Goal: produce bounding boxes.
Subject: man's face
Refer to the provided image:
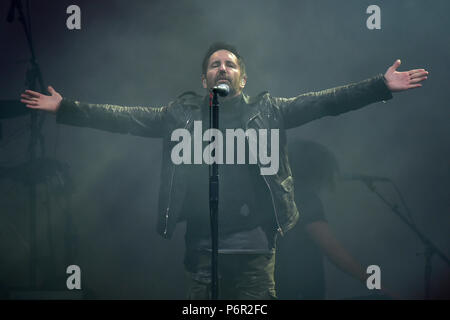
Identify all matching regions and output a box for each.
[202,50,247,98]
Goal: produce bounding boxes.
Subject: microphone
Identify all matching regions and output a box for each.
[212,83,230,97]
[339,173,390,183]
[6,0,18,23]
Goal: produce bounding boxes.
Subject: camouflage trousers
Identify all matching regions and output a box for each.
[185,252,277,300]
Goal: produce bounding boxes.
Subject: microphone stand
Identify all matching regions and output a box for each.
[360,180,450,299]
[209,91,219,300]
[8,0,48,289]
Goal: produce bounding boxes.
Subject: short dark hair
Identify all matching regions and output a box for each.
[201,42,246,77]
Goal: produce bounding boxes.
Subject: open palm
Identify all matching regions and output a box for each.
[20,86,63,113]
[384,59,428,92]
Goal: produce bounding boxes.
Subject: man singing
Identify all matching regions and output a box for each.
[20,42,428,299]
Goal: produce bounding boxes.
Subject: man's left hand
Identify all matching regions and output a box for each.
[384,59,428,92]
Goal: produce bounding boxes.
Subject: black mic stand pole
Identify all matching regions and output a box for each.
[209,91,219,300]
[361,180,450,299]
[8,0,47,288]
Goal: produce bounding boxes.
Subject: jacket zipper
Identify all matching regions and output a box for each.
[260,174,284,237]
[245,112,284,237]
[164,116,192,236]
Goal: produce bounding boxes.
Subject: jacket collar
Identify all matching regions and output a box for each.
[243,91,268,105]
[200,91,268,108]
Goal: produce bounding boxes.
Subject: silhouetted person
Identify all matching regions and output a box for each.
[276,139,368,299]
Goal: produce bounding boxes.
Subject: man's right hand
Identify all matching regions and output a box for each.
[20,86,63,113]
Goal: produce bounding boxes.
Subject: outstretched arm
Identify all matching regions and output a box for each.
[276,60,429,129]
[20,86,168,138]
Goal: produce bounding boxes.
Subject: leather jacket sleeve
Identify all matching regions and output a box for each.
[56,99,168,138]
[273,74,393,129]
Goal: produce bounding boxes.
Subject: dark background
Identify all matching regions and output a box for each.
[0,0,449,299]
